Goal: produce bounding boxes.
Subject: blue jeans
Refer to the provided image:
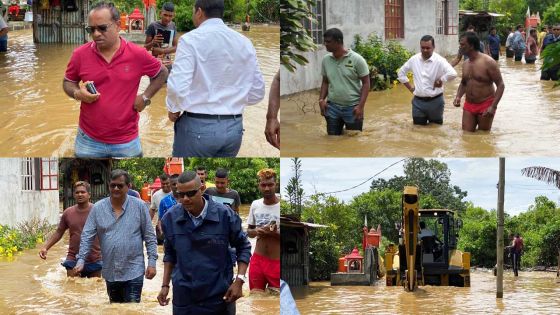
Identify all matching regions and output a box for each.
[61,259,103,277]
[325,101,363,135]
[75,128,142,157]
[173,113,243,157]
[0,37,7,52]
[105,274,144,303]
[514,49,524,61]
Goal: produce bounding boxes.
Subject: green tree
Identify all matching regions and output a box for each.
[250,0,279,22]
[460,0,488,11]
[488,0,529,42]
[224,0,247,23]
[307,227,340,280]
[527,0,557,21]
[349,189,402,243]
[186,158,279,203]
[457,204,497,267]
[302,194,358,280]
[371,158,468,213]
[537,219,560,267]
[112,158,166,191]
[507,196,560,267]
[156,0,196,31]
[284,158,304,217]
[280,0,317,71]
[105,0,144,15]
[543,2,560,26]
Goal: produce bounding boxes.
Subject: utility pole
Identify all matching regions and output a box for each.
[496,157,505,298]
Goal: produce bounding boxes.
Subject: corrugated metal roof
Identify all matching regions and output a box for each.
[281,216,328,228]
[459,10,504,17]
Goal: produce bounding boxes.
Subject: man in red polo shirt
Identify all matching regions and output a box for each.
[63,2,168,157]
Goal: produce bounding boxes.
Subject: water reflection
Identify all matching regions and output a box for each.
[290,270,560,314]
[0,205,278,314]
[281,56,560,157]
[0,26,279,157]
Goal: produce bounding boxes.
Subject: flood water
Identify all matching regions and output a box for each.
[290,270,560,314]
[0,25,279,157]
[0,205,279,314]
[281,56,560,157]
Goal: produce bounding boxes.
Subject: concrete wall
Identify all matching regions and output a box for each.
[281,0,459,95]
[402,0,459,58]
[0,159,59,227]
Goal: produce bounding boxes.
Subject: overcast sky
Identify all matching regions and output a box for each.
[280,158,560,216]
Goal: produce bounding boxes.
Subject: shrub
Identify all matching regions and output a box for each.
[353,34,413,91]
[0,218,55,258]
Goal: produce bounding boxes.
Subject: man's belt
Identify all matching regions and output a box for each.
[185,112,242,120]
[414,93,443,102]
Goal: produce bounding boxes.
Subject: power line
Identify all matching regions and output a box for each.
[320,158,406,195]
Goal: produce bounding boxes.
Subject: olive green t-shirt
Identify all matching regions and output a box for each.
[321,49,369,106]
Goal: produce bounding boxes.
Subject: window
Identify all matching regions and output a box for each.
[21,158,34,191]
[21,158,58,191]
[303,0,326,44]
[40,158,58,190]
[385,0,404,39]
[437,0,458,35]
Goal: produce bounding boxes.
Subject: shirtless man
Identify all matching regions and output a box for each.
[454,32,505,132]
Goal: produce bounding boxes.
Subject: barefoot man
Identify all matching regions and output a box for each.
[454,32,505,132]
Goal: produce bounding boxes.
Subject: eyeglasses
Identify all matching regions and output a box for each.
[85,23,114,34]
[109,183,125,190]
[177,188,199,199]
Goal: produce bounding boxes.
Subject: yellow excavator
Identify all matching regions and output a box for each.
[385,186,471,291]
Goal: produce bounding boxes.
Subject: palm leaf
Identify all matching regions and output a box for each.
[521,167,560,189]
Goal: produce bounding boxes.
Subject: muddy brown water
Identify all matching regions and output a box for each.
[281,57,560,157]
[0,25,279,157]
[290,270,560,314]
[0,205,279,314]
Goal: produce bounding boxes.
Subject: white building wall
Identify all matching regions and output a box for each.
[0,159,59,227]
[281,0,459,96]
[402,0,459,59]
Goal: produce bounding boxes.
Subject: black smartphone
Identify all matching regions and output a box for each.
[85,82,98,94]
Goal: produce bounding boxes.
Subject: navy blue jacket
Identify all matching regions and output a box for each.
[542,33,559,51]
[161,196,251,311]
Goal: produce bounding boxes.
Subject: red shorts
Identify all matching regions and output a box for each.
[249,253,280,290]
[463,96,495,115]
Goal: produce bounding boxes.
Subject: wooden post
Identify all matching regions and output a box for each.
[497,157,505,298]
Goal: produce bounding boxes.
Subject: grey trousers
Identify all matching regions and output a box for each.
[411,94,444,125]
[173,113,243,157]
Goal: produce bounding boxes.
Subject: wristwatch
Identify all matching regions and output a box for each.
[142,94,151,107]
[234,274,248,283]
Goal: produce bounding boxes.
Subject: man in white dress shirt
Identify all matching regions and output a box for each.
[397,35,457,125]
[166,0,265,157]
